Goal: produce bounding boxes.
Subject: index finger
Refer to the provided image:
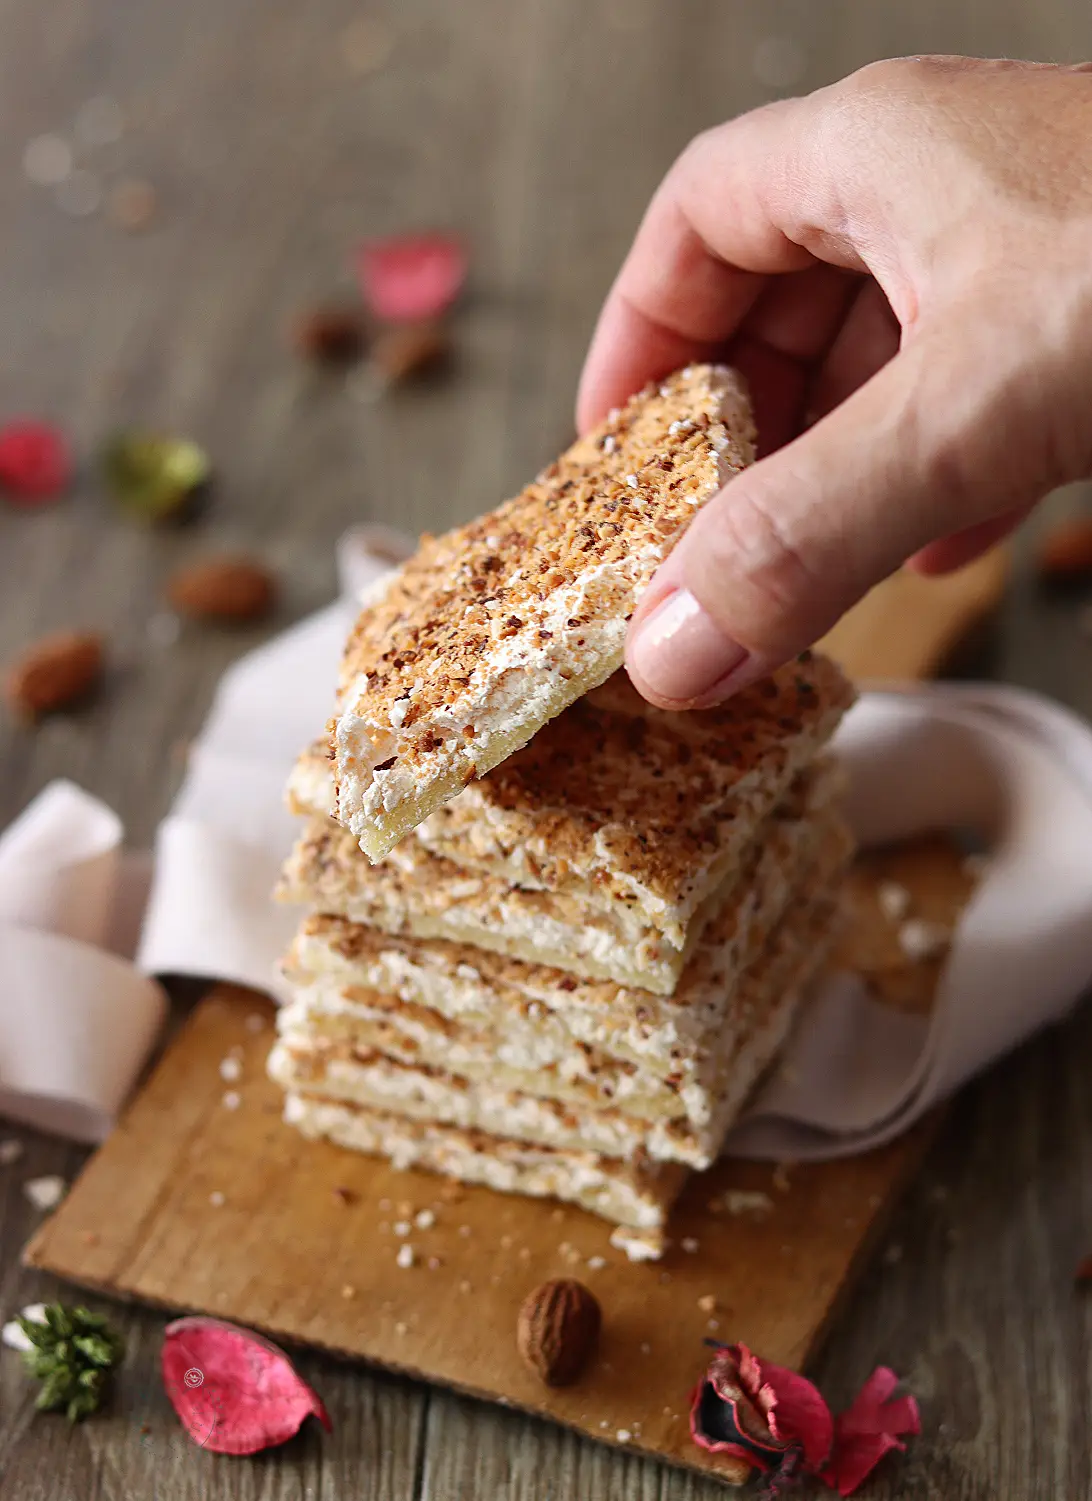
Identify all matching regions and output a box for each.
[575,92,863,431]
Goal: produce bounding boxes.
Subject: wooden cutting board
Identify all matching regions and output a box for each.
[24,553,1006,1485]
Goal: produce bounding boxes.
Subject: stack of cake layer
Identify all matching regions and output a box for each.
[269,365,856,1259]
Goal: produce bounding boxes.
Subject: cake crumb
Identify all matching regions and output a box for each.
[379,1197,392,1211]
[641,1342,651,1354]
[219,1056,242,1082]
[698,1294,717,1313]
[500,1233,513,1249]
[877,880,911,922]
[415,1209,435,1230]
[459,1279,472,1293]
[458,1224,472,1238]
[616,1428,632,1443]
[707,1319,720,1332]
[0,1140,24,1166]
[772,1161,793,1193]
[395,1321,407,1335]
[439,1183,463,1203]
[24,1175,66,1211]
[209,1190,225,1207]
[427,1256,442,1271]
[587,1255,607,1271]
[898,918,950,962]
[681,1236,700,1253]
[397,1200,413,1216]
[340,1284,355,1300]
[245,1012,266,1033]
[396,1244,415,1269]
[221,1090,241,1111]
[393,1220,411,1237]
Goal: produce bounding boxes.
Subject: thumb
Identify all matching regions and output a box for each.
[625,328,1053,707]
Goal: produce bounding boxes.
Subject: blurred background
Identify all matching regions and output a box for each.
[1,0,1091,845]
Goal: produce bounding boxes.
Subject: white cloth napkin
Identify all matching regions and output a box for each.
[5,526,1092,1158]
[0,782,166,1142]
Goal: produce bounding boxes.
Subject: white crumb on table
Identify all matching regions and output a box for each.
[23,1175,66,1211]
[414,1209,435,1230]
[221,1091,241,1110]
[209,1190,225,1207]
[219,1056,242,1082]
[396,1244,415,1269]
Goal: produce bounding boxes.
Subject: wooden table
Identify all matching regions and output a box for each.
[2,3,1092,1496]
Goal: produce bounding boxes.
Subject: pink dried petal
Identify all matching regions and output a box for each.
[736,1343,834,1471]
[356,234,466,322]
[0,421,70,502]
[820,1367,921,1496]
[161,1316,331,1455]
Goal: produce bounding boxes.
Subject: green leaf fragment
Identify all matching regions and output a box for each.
[101,431,211,523]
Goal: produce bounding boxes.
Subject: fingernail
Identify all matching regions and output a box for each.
[628,588,749,704]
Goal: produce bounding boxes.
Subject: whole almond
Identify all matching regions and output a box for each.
[517,1278,600,1387]
[168,556,276,623]
[292,305,368,366]
[372,321,451,383]
[1036,516,1092,583]
[4,630,103,721]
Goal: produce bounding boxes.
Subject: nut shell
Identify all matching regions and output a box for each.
[4,630,103,721]
[1036,516,1092,583]
[516,1278,600,1387]
[168,556,276,623]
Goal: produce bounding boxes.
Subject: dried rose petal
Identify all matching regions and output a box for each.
[690,1342,828,1484]
[161,1316,331,1455]
[820,1367,921,1497]
[356,234,466,322]
[738,1344,834,1471]
[0,421,70,502]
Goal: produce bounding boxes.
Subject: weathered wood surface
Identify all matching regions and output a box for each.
[2,2,1092,1498]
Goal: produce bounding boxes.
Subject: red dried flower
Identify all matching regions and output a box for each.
[691,1344,918,1496]
[819,1367,921,1497]
[356,233,466,322]
[161,1316,331,1455]
[0,420,70,502]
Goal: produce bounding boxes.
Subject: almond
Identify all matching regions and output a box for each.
[168,556,276,623]
[372,321,451,383]
[292,305,368,366]
[4,630,103,721]
[516,1278,600,1387]
[1036,515,1092,583]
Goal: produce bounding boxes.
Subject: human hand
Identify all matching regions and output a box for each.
[577,56,1092,707]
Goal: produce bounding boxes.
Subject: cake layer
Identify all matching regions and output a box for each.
[282,812,852,1075]
[282,1092,687,1247]
[277,803,851,1120]
[331,364,756,861]
[290,654,853,947]
[271,868,843,1168]
[278,761,845,996]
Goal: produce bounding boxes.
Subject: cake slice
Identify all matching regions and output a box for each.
[289,653,854,952]
[331,363,755,861]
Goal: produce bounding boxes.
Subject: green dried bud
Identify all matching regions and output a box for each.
[101,431,211,524]
[16,1303,124,1423]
